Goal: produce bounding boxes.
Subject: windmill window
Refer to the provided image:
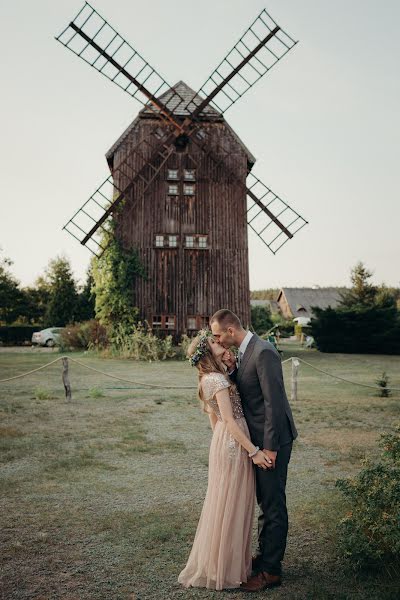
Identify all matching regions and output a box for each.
[187,316,197,330]
[183,184,195,196]
[184,169,196,181]
[155,235,164,247]
[196,129,206,140]
[152,315,162,329]
[167,169,178,180]
[185,236,194,248]
[168,235,178,247]
[165,315,176,330]
[198,236,207,248]
[168,184,179,195]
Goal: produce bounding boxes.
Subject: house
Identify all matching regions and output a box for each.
[277,287,342,320]
[250,299,280,315]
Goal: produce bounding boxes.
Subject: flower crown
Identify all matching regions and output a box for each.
[188,329,213,367]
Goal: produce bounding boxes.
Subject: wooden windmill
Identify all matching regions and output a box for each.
[56,3,307,337]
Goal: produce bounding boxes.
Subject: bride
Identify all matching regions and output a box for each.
[178,330,270,590]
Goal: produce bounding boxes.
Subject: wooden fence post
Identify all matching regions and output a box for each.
[62,357,72,401]
[291,358,300,402]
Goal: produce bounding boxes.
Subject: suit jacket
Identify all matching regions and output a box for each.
[231,334,298,451]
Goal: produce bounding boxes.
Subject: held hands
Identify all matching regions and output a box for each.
[263,449,277,469]
[252,450,273,470]
[222,349,236,371]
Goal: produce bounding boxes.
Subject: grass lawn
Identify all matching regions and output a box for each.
[1,344,399,599]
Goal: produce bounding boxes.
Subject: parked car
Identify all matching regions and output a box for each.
[31,328,64,347]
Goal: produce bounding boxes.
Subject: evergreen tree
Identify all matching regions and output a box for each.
[311,262,400,355]
[339,262,377,308]
[0,250,23,324]
[44,256,79,327]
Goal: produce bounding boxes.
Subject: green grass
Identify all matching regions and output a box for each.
[0,346,399,599]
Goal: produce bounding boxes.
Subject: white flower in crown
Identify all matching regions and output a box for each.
[188,329,213,367]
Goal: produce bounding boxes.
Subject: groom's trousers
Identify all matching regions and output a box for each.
[254,441,293,576]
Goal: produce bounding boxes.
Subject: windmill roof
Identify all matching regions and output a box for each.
[106,81,256,166]
[142,80,221,117]
[277,287,343,318]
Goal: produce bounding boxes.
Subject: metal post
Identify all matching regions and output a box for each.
[62,357,72,401]
[291,357,300,402]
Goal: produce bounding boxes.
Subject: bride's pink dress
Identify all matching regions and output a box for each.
[178,372,255,590]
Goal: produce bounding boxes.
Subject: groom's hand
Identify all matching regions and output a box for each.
[263,449,277,469]
[222,350,236,371]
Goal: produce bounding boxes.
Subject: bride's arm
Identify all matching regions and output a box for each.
[214,388,270,468]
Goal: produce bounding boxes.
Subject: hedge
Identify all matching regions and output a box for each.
[0,326,41,345]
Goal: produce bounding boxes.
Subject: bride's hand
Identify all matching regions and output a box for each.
[252,450,272,470]
[222,350,236,370]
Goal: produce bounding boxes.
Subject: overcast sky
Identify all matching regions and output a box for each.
[1,0,399,290]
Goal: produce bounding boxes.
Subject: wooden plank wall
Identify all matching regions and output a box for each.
[112,118,251,337]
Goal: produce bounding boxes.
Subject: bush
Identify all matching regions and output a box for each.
[60,320,108,350]
[250,305,273,335]
[0,325,41,345]
[107,322,176,361]
[311,305,400,354]
[178,334,192,360]
[335,424,400,570]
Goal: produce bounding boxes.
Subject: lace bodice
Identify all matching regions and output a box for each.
[201,372,245,421]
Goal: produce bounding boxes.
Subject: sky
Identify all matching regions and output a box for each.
[1,0,399,290]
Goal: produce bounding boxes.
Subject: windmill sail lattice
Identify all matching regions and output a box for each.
[56,2,186,128]
[57,3,307,257]
[187,9,297,116]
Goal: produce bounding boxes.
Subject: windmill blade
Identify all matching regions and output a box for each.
[63,126,176,256]
[189,127,307,254]
[56,2,185,129]
[187,9,297,117]
[246,172,308,254]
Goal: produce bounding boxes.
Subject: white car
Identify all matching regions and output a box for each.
[31,328,64,347]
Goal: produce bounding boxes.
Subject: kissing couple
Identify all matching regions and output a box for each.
[178,309,298,592]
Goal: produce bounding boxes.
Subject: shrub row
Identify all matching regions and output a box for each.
[0,325,41,345]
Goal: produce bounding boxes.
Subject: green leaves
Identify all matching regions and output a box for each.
[91,235,146,331]
[335,425,400,569]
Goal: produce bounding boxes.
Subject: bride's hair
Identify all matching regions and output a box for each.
[187,335,229,413]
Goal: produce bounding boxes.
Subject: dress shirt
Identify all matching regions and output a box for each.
[238,330,254,363]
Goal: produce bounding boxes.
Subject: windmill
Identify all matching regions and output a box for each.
[56,2,307,337]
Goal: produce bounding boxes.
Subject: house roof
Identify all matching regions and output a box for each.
[250,299,280,313]
[106,81,256,167]
[277,287,342,318]
[141,80,221,118]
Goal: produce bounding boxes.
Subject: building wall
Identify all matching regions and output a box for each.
[111,117,251,337]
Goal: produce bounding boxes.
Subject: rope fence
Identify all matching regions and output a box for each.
[1,355,399,401]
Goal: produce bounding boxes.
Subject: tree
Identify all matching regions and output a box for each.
[339,262,378,308]
[44,256,79,327]
[0,250,24,324]
[19,277,52,325]
[311,262,400,355]
[250,305,273,335]
[75,268,95,322]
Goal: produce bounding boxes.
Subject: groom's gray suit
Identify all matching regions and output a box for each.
[231,333,297,576]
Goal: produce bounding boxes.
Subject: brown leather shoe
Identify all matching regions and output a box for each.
[240,571,282,592]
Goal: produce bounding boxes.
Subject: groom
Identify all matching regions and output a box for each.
[210,309,298,592]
